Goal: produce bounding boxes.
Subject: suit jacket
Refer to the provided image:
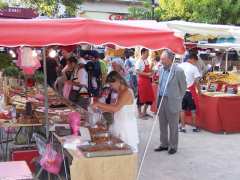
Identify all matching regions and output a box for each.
[157,63,187,114]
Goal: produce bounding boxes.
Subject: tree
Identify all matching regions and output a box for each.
[0,0,8,9]
[128,0,161,20]
[14,0,83,17]
[128,0,240,25]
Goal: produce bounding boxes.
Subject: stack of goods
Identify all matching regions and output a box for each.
[201,72,240,94]
[205,72,240,85]
[77,123,132,158]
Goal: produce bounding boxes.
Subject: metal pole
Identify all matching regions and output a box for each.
[42,47,49,138]
[225,50,229,72]
[151,0,155,20]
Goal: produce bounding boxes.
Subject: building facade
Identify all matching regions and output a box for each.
[78,0,142,20]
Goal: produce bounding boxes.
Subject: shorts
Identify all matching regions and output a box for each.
[182,91,196,111]
[137,94,152,107]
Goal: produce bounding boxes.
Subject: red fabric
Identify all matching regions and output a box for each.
[218,96,240,133]
[138,64,154,103]
[193,95,223,132]
[0,18,185,53]
[193,95,240,133]
[188,84,200,116]
[150,83,158,112]
[60,45,76,53]
[11,149,39,173]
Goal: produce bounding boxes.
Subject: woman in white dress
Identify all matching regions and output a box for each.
[92,71,139,152]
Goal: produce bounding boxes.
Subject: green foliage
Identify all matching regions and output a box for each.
[22,0,82,17]
[0,0,8,9]
[3,66,20,78]
[129,0,240,25]
[0,53,13,70]
[34,71,44,84]
[128,0,161,20]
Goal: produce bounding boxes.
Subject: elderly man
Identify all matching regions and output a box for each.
[154,50,187,155]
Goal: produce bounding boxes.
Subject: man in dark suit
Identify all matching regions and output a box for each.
[155,49,187,155]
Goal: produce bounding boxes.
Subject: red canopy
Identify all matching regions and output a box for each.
[0,18,185,54]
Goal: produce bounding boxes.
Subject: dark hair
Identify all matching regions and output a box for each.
[106,71,129,87]
[188,52,198,61]
[141,48,148,55]
[91,50,99,59]
[67,56,78,64]
[155,56,160,62]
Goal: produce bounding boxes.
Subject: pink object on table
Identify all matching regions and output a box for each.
[68,112,81,135]
[0,161,33,180]
[35,93,44,101]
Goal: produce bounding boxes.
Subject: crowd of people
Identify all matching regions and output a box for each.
[39,45,206,154]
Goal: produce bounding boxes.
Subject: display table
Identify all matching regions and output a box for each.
[0,161,33,179]
[69,149,137,180]
[54,133,138,180]
[199,93,240,133]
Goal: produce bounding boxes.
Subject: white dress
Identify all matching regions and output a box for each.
[110,90,139,152]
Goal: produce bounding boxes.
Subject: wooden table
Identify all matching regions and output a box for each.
[54,133,138,180]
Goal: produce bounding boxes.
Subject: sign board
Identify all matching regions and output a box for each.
[0,7,38,19]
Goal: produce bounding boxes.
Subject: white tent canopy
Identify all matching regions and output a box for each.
[197,42,240,50]
[102,20,185,38]
[167,20,240,38]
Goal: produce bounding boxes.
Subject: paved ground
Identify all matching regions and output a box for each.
[137,114,240,180]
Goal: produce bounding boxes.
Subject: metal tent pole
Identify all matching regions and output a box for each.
[42,47,49,138]
[225,50,229,72]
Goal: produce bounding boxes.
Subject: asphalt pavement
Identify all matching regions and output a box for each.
[137,113,240,180]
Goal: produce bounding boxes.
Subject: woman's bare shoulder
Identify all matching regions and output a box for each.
[120,88,134,103]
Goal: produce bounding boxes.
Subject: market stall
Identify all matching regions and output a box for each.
[0,18,185,180]
[194,43,240,133]
[195,92,240,133]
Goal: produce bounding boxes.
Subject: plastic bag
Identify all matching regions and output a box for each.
[87,107,102,127]
[40,144,63,175]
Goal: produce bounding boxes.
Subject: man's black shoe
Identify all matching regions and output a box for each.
[179,127,186,133]
[193,128,200,132]
[154,146,168,152]
[168,148,177,155]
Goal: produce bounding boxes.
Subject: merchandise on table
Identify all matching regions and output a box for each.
[201,72,240,96]
[78,143,132,158]
[204,72,240,85]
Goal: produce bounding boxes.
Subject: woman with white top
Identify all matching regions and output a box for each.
[92,71,139,152]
